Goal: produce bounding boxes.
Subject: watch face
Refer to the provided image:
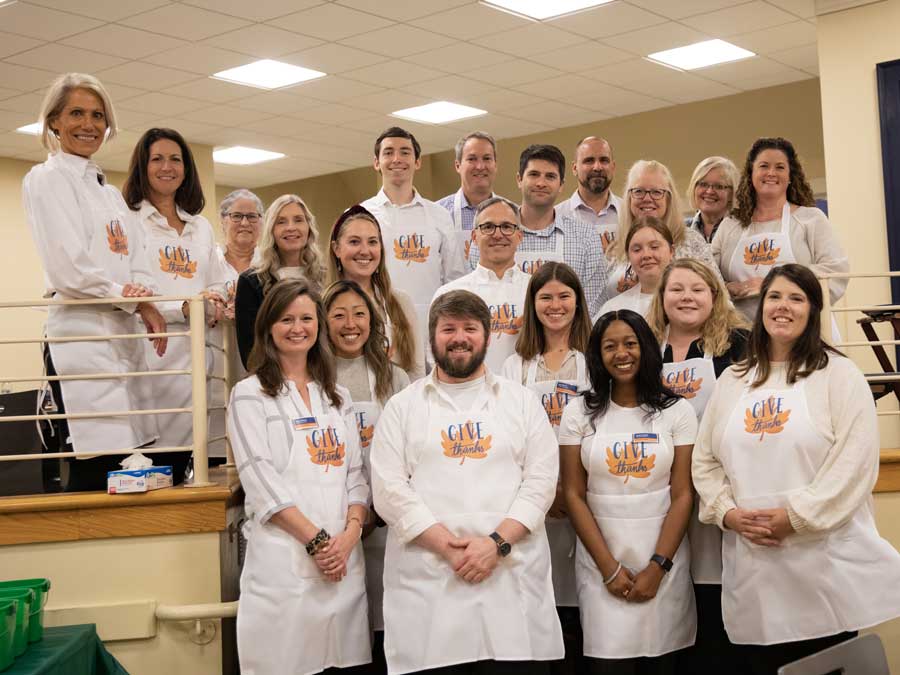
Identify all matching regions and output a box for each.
[499,542,511,557]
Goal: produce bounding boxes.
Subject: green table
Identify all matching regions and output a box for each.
[4,625,127,675]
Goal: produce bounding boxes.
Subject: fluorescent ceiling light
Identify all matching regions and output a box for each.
[211,59,325,90]
[647,39,755,70]
[392,101,487,125]
[213,146,285,165]
[481,0,614,21]
[16,122,42,135]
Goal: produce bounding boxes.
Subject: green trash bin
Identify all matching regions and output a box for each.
[0,600,15,672]
[0,579,50,643]
[0,589,32,657]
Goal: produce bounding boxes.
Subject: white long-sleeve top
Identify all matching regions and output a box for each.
[370,369,559,544]
[227,376,369,525]
[692,357,880,534]
[22,151,157,311]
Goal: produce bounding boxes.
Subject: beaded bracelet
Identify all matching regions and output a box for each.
[305,528,331,556]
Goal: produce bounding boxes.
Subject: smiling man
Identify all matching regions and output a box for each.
[371,290,564,674]
[362,127,467,341]
[429,196,530,373]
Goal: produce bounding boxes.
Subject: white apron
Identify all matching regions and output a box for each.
[604,261,639,301]
[238,385,370,674]
[515,228,565,276]
[143,231,216,449]
[480,274,527,374]
[47,205,156,455]
[718,373,900,645]
[351,367,388,633]
[382,385,563,673]
[577,408,696,658]
[661,340,721,585]
[525,353,588,608]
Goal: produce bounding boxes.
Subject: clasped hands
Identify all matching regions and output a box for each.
[604,563,664,604]
[442,535,499,585]
[313,521,362,583]
[724,507,794,547]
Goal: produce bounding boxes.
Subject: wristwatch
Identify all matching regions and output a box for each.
[489,532,511,557]
[650,553,674,573]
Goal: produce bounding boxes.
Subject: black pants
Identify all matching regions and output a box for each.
[677,584,739,674]
[354,630,387,675]
[552,605,585,675]
[586,651,678,675]
[417,660,552,674]
[738,631,857,675]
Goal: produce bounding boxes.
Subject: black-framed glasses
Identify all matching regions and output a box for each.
[227,212,261,224]
[476,221,518,236]
[697,181,731,192]
[629,188,669,201]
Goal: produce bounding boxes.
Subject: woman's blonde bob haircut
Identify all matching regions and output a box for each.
[647,258,749,357]
[686,156,739,211]
[253,194,326,294]
[607,160,685,262]
[38,73,117,153]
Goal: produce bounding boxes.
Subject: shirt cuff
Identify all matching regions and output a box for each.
[258,501,295,525]
[713,496,738,530]
[787,506,809,534]
[506,499,546,534]
[395,507,439,544]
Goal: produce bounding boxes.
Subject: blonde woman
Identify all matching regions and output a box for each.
[605,160,721,300]
[329,204,424,380]
[685,157,739,243]
[647,258,748,672]
[235,194,326,367]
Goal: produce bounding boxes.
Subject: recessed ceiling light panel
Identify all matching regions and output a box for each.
[213,146,285,165]
[481,0,614,21]
[16,122,42,136]
[212,59,325,90]
[392,101,487,125]
[647,39,755,71]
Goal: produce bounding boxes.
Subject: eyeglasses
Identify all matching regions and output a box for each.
[629,188,669,201]
[226,212,261,224]
[697,181,731,192]
[475,221,518,236]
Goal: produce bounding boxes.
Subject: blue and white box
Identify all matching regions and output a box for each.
[107,466,174,494]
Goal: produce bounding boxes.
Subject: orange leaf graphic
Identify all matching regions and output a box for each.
[358,423,374,449]
[158,247,197,279]
[600,231,615,254]
[606,445,656,484]
[743,245,781,270]
[744,397,792,441]
[543,394,565,427]
[616,266,638,294]
[106,222,129,256]
[491,307,523,336]
[441,420,492,465]
[464,238,472,260]
[306,428,345,471]
[663,376,704,400]
[392,234,430,265]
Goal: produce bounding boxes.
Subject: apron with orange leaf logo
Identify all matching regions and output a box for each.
[727,203,794,284]
[381,383,563,673]
[515,228,565,277]
[661,338,721,585]
[239,381,370,673]
[717,372,900,644]
[525,352,587,607]
[477,270,529,373]
[577,404,696,658]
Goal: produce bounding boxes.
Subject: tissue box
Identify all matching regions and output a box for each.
[107,466,173,494]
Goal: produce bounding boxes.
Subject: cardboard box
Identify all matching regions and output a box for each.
[107,466,173,494]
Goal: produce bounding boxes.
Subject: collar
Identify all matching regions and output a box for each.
[49,151,105,184]
[473,263,522,282]
[374,186,426,208]
[522,209,567,237]
[570,190,621,216]
[139,199,198,231]
[423,365,502,395]
[457,188,496,209]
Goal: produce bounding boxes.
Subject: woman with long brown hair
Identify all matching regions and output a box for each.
[228,278,371,674]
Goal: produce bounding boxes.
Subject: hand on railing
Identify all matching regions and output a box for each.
[181,292,226,329]
[137,302,168,356]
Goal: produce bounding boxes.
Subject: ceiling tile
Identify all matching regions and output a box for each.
[471,23,585,59]
[274,5,394,41]
[179,105,276,127]
[0,88,26,103]
[163,77,258,104]
[400,75,496,100]
[339,24,455,59]
[579,88,671,117]
[700,55,801,83]
[626,0,748,19]
[409,3,532,40]
[538,40,633,72]
[689,1,798,37]
[504,100,604,128]
[351,90,432,115]
[0,92,46,116]
[308,125,377,150]
[5,43,127,73]
[279,76,382,104]
[341,115,407,135]
[343,60,445,87]
[589,58,738,104]
[603,22,710,56]
[462,60,564,87]
[143,44,251,74]
[119,4,252,41]
[242,115,323,137]
[765,0,816,18]
[230,89,325,115]
[730,68,814,90]
[103,83,150,103]
[202,25,323,58]
[97,61,199,90]
[115,107,160,131]
[0,109,38,132]
[0,130,46,152]
[0,2,102,40]
[513,74,598,99]
[149,117,228,140]
[284,44,390,74]
[25,0,172,22]
[446,113,552,140]
[408,43,513,73]
[0,62,58,93]
[60,24,188,60]
[182,0,323,22]
[730,21,817,55]
[0,31,44,59]
[335,0,470,21]
[450,88,545,115]
[768,43,819,73]
[549,3,667,38]
[287,103,375,125]
[117,92,210,117]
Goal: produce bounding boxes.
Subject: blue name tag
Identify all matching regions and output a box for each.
[293,416,317,431]
[555,381,579,395]
[632,432,659,443]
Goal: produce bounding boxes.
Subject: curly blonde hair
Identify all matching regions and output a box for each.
[253,194,326,294]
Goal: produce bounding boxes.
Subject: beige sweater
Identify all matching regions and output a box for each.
[692,356,879,534]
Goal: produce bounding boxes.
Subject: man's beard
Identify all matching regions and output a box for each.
[580,172,610,195]
[432,340,487,379]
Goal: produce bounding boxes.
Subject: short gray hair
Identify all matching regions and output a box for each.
[454,131,497,163]
[38,73,117,152]
[686,156,739,211]
[474,196,520,228]
[219,188,264,221]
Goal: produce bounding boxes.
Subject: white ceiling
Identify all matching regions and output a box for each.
[0,0,819,187]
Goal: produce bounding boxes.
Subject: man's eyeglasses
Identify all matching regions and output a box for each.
[629,188,669,201]
[696,181,731,192]
[475,221,518,236]
[226,212,261,224]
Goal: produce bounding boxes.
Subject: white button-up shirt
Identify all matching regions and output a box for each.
[370,369,558,544]
[556,190,623,243]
